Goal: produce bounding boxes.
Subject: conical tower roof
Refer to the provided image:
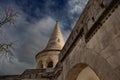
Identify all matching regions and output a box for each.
[45,21,65,50]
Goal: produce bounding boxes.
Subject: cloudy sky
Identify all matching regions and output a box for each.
[0,0,88,75]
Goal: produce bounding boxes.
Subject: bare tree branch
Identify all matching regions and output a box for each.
[0,7,19,62]
[0,8,18,28]
[0,42,14,53]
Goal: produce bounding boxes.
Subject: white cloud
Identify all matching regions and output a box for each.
[68,0,88,16]
[62,29,71,41]
[0,52,33,75]
[0,1,73,75]
[59,23,71,41]
[27,16,56,51]
[0,4,34,75]
[0,16,64,75]
[28,16,56,36]
[67,0,88,33]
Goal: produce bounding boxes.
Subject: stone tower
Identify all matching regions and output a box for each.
[35,21,64,69]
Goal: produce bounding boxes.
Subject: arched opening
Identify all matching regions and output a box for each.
[65,63,100,80]
[40,63,43,68]
[58,38,60,42]
[36,60,43,69]
[76,67,99,80]
[47,61,53,68]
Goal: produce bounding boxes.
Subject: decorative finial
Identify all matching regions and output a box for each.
[56,20,58,24]
[44,21,64,50]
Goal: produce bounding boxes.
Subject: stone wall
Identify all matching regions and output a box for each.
[57,0,120,80]
[87,4,120,79]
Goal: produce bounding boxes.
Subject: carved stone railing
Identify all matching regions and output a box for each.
[20,69,55,79]
[0,69,55,79]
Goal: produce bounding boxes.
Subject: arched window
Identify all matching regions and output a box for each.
[47,61,53,68]
[58,38,60,42]
[39,61,43,69]
[40,63,43,68]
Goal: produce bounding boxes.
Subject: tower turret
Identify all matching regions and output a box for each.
[45,21,64,50]
[35,21,64,69]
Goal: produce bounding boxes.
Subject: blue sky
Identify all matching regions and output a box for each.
[0,0,88,75]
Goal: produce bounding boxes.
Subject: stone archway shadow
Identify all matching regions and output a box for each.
[65,63,100,80]
[64,46,119,80]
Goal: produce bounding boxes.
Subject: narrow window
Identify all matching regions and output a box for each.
[39,61,43,68]
[58,38,60,42]
[92,17,95,22]
[40,63,43,68]
[47,61,53,68]
[100,2,105,8]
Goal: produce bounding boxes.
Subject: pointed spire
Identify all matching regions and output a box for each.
[45,21,65,50]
